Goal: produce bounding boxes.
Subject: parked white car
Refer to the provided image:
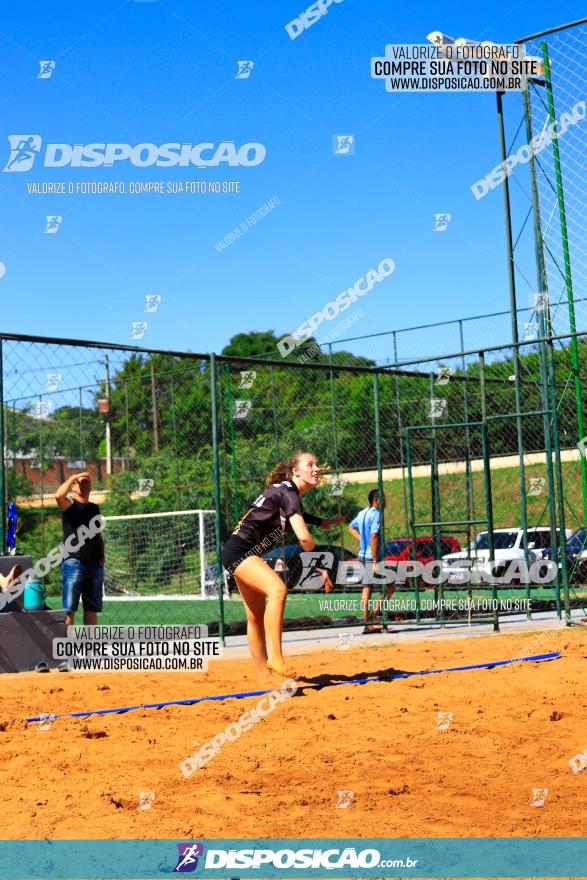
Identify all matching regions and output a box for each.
[441,527,572,585]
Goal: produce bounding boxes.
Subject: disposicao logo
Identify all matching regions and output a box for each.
[173,843,204,873]
[3,137,266,171]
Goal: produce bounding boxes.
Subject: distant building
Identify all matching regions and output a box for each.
[6,453,127,490]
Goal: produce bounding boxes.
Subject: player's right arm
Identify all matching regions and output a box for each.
[288,514,316,552]
[369,509,381,561]
[55,472,90,511]
[370,530,380,562]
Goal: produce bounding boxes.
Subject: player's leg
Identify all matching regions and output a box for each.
[361,585,381,633]
[361,585,372,623]
[233,576,275,684]
[62,558,83,627]
[81,562,103,626]
[233,555,295,678]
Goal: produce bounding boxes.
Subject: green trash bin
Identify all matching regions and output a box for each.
[23,581,46,610]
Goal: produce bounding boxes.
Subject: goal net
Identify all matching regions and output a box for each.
[102,509,227,598]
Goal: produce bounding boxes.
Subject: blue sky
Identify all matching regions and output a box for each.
[0,0,581,361]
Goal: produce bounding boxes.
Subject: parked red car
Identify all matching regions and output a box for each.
[345,536,461,585]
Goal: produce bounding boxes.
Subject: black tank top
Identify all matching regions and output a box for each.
[231,480,316,550]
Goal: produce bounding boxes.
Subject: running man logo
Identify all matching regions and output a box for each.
[35,400,53,418]
[173,843,204,873]
[530,787,548,807]
[533,291,547,312]
[233,399,252,419]
[130,321,148,340]
[436,711,453,731]
[137,478,155,498]
[3,135,42,172]
[329,477,346,497]
[332,134,355,155]
[239,370,256,389]
[38,60,56,79]
[429,398,447,419]
[145,294,162,313]
[45,372,62,392]
[297,551,335,590]
[435,366,452,386]
[38,713,55,731]
[138,791,155,810]
[236,60,254,79]
[433,213,451,232]
[336,790,354,808]
[44,215,62,234]
[528,477,546,497]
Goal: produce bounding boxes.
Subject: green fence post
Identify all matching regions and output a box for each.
[459,320,475,555]
[124,381,136,595]
[542,40,587,530]
[480,352,499,632]
[373,373,387,624]
[546,341,571,623]
[169,375,183,593]
[429,373,443,622]
[328,344,344,562]
[496,89,532,593]
[404,428,420,624]
[224,365,239,526]
[169,375,182,512]
[210,353,225,643]
[393,332,410,537]
[268,364,286,582]
[269,365,280,457]
[523,79,560,620]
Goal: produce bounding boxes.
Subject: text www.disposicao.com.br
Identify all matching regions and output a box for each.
[71,657,202,671]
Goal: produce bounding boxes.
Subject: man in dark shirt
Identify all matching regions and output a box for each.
[55,471,105,627]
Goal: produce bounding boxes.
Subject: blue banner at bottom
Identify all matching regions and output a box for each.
[0,838,584,878]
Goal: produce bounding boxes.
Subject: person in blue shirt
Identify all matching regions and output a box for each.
[348,489,387,632]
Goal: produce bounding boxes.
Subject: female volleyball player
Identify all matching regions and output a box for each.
[221,451,344,683]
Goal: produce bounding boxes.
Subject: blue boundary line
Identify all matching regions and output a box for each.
[17,651,561,724]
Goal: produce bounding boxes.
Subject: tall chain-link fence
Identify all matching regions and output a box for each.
[2,328,586,635]
[522,23,587,338]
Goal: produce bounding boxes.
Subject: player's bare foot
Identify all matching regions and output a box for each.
[266,657,297,680]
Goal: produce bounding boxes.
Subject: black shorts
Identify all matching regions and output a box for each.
[221,535,263,577]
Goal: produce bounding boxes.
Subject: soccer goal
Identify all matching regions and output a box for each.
[102,509,227,599]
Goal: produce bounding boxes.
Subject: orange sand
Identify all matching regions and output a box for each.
[1,627,585,846]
